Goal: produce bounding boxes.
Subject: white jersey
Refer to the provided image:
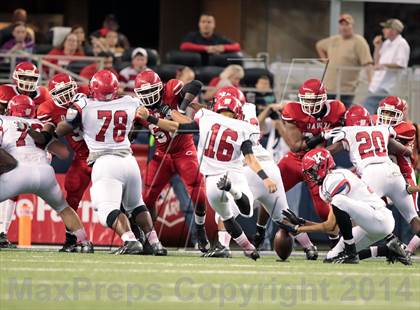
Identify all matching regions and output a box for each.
[242,102,271,160]
[194,109,260,176]
[333,125,395,175]
[70,95,140,156]
[0,115,47,164]
[320,168,385,208]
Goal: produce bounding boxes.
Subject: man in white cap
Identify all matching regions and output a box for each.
[363,18,410,114]
[119,47,148,91]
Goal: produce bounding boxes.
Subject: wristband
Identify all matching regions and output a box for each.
[257,169,269,180]
[146,115,159,125]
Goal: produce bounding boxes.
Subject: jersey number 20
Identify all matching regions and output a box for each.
[96,110,127,142]
[204,123,238,161]
[356,131,386,159]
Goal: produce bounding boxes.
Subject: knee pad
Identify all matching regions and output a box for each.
[130,205,149,219]
[96,204,121,228]
[105,209,122,228]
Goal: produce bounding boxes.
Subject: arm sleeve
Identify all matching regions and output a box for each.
[222,42,241,53]
[241,139,254,155]
[178,122,199,132]
[180,42,208,52]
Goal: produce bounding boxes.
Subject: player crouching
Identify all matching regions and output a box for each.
[281,148,409,264]
[137,96,278,260]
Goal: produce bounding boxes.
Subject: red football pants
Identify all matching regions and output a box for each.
[278,152,330,220]
[143,146,206,212]
[64,158,92,211]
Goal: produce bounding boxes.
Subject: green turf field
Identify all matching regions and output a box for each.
[0,250,419,310]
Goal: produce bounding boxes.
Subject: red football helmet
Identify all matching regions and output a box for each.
[302,148,335,184]
[90,70,119,101]
[213,95,243,120]
[298,79,327,115]
[344,105,371,126]
[48,73,78,107]
[134,69,163,106]
[8,95,36,118]
[377,96,407,126]
[12,62,40,92]
[214,86,246,105]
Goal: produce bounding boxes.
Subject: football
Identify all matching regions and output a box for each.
[273,228,294,261]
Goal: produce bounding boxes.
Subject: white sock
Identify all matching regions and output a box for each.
[121,231,137,242]
[74,228,88,243]
[194,214,206,225]
[218,230,231,249]
[344,238,355,245]
[0,200,16,233]
[407,235,420,253]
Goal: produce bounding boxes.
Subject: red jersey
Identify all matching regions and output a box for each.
[138,79,196,153]
[0,84,51,108]
[393,121,417,178]
[282,100,346,155]
[36,85,90,160]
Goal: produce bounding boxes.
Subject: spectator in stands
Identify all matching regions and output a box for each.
[71,25,91,55]
[47,33,84,68]
[80,52,118,80]
[119,47,148,91]
[0,8,35,46]
[363,19,410,114]
[316,14,373,107]
[203,64,244,100]
[253,75,276,114]
[103,30,125,59]
[1,22,34,54]
[180,13,241,55]
[91,14,130,49]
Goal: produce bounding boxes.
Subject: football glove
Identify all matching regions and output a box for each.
[282,209,306,225]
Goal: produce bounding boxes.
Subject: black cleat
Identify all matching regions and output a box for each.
[0,232,16,248]
[253,226,266,249]
[196,225,210,253]
[59,232,77,253]
[386,238,412,266]
[79,241,94,253]
[244,249,260,261]
[142,241,168,256]
[203,242,232,258]
[304,245,319,260]
[113,241,143,255]
[330,251,359,264]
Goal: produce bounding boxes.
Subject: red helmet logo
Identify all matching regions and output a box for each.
[90,70,119,101]
[302,148,335,184]
[8,95,36,118]
[298,79,327,115]
[377,96,406,126]
[134,69,163,106]
[344,105,371,126]
[213,95,243,120]
[48,73,78,108]
[214,86,246,105]
[12,61,40,92]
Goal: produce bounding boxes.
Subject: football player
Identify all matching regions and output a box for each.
[137,95,278,260]
[0,62,51,113]
[133,69,210,253]
[376,96,420,257]
[2,95,93,252]
[52,70,166,255]
[282,148,408,264]
[206,88,318,259]
[31,73,91,252]
[255,79,346,253]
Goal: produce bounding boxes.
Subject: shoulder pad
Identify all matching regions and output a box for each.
[282,102,302,121]
[394,121,416,140]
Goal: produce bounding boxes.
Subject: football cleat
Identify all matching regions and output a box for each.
[142,241,168,256]
[79,241,94,254]
[113,241,143,255]
[244,249,260,261]
[304,245,319,260]
[203,242,232,258]
[0,232,16,248]
[386,238,412,266]
[329,250,359,264]
[59,232,78,253]
[196,225,210,253]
